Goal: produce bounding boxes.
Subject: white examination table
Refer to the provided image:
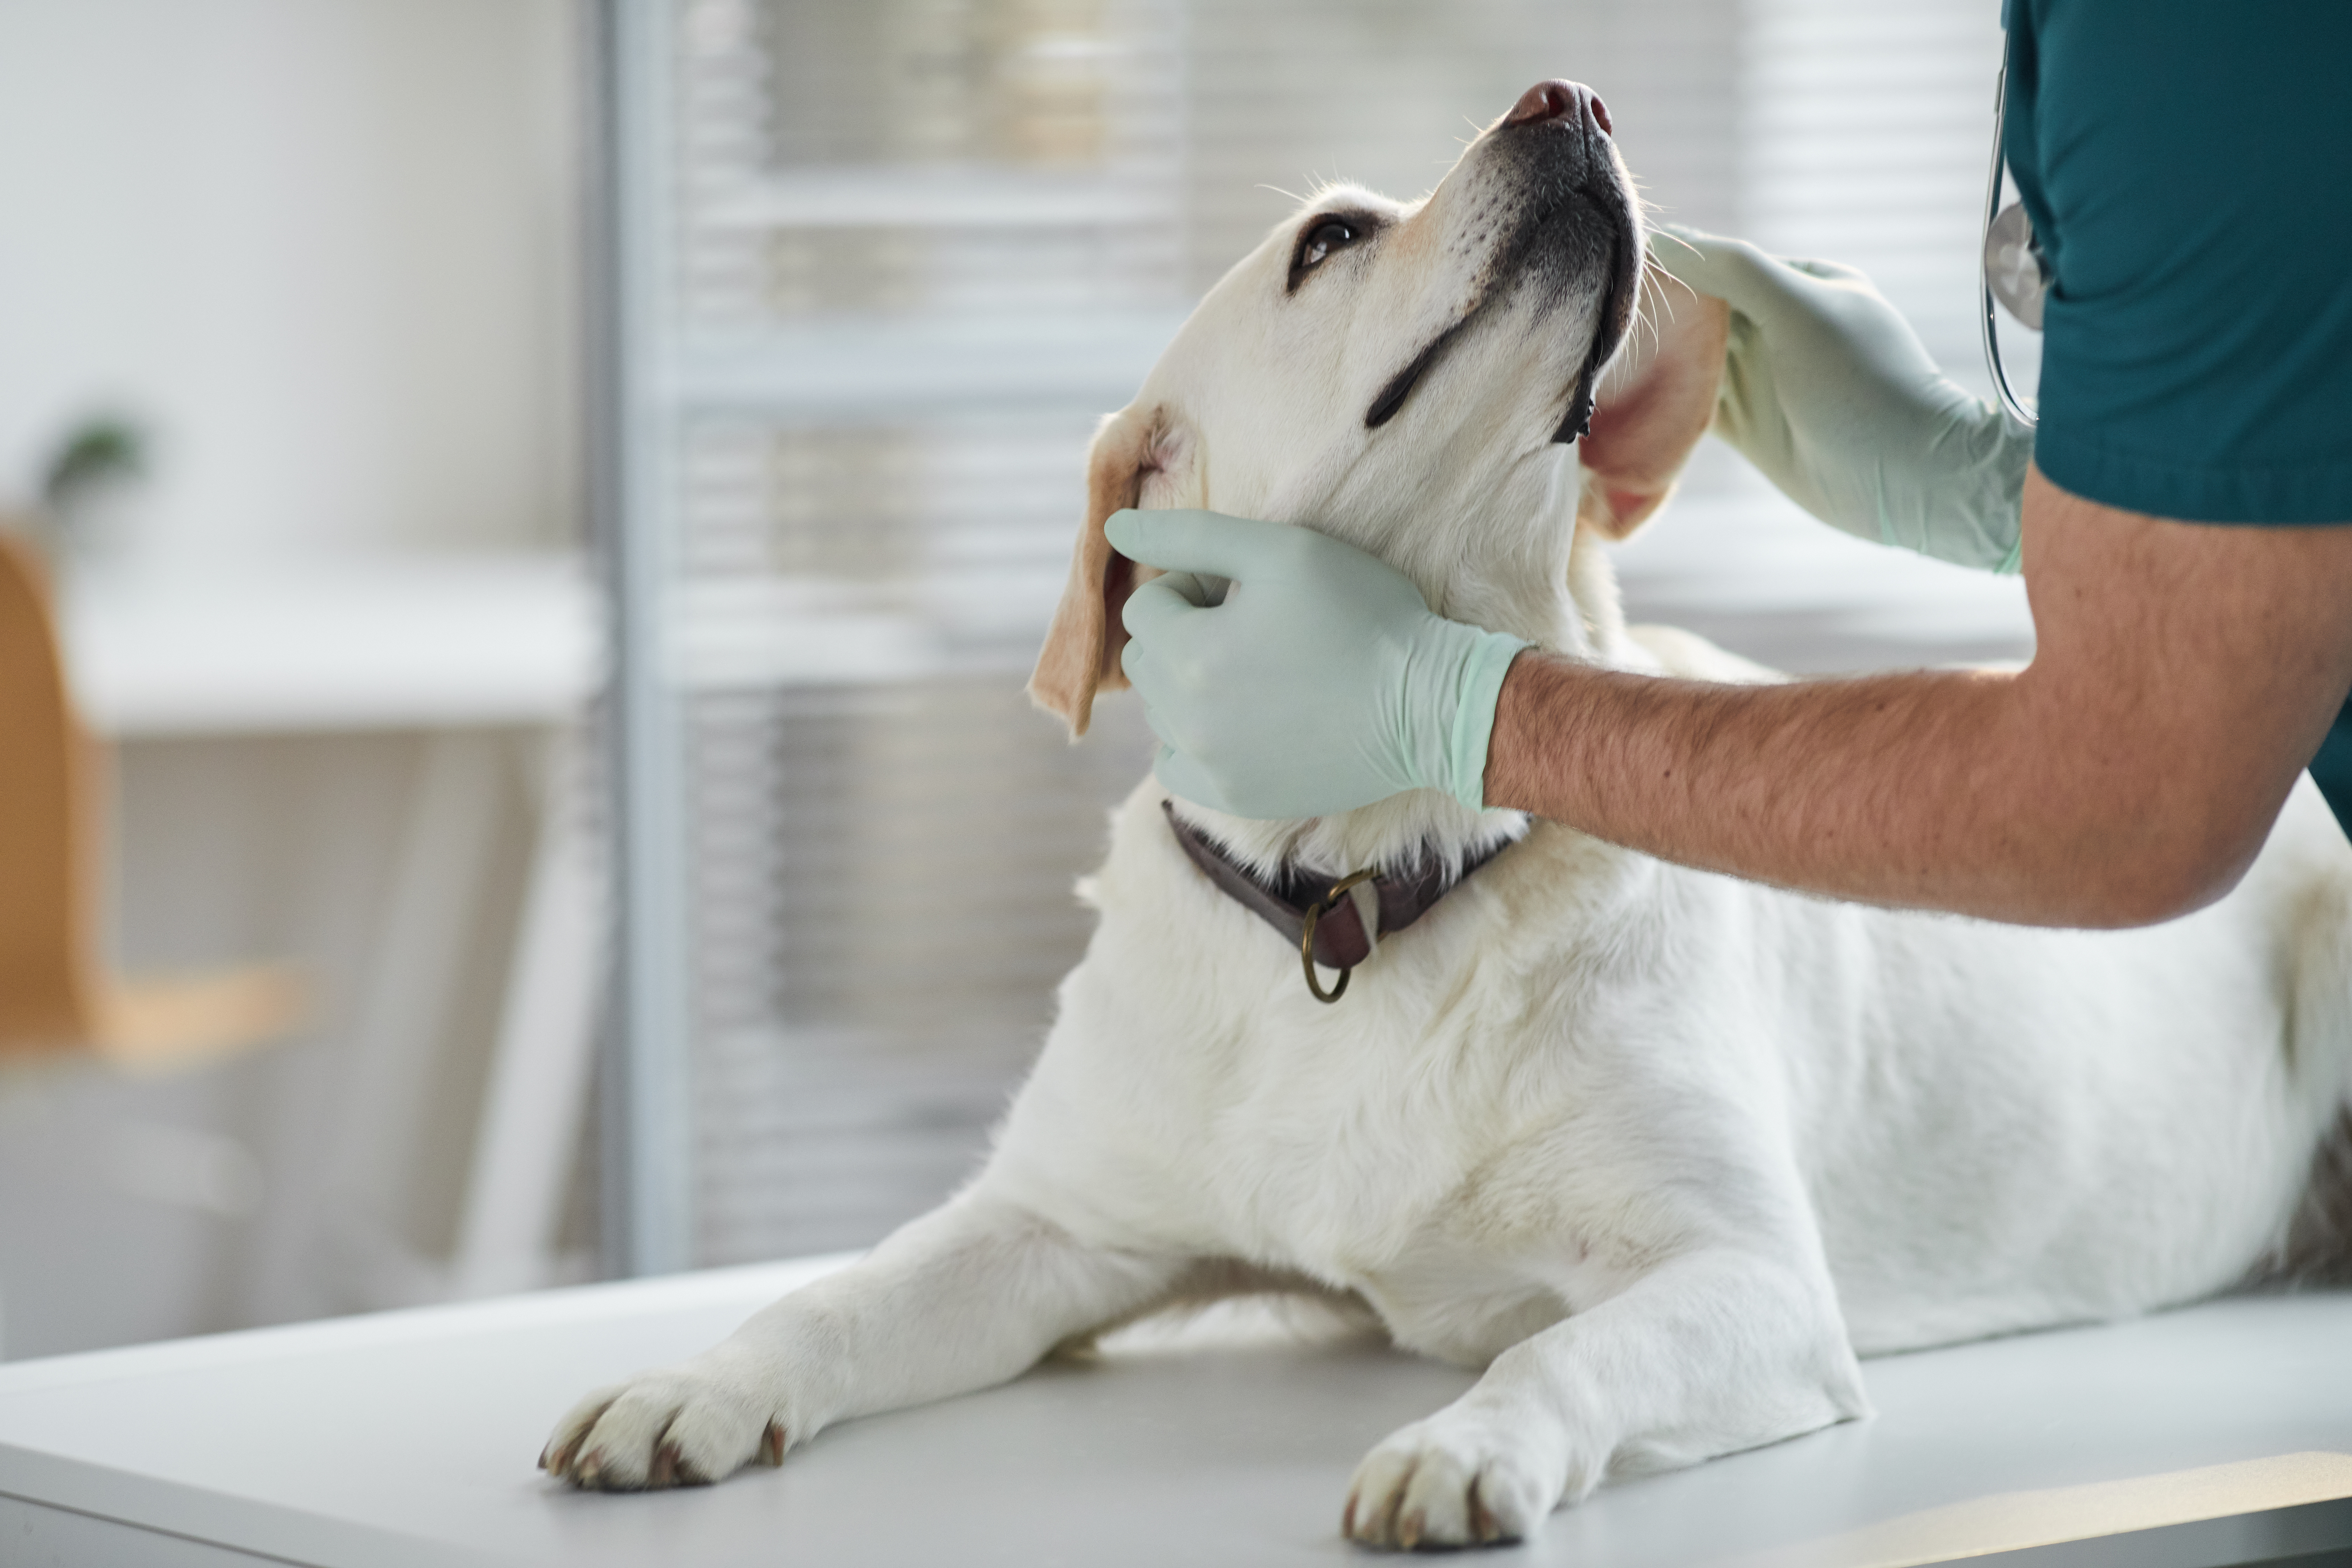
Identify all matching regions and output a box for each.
[2,1256,2348,1567]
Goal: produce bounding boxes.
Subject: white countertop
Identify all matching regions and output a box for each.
[39,493,2030,745]
[1,1257,2348,1567]
[59,553,602,737]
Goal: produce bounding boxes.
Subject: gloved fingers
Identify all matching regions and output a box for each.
[1150,569,1213,609]
[1649,223,1848,327]
[1104,507,1296,582]
[1152,743,1237,817]
[1119,573,1211,644]
[1134,694,1177,751]
[1121,639,1202,727]
[1118,634,1155,696]
[1647,224,1774,298]
[1782,255,1873,286]
[1644,223,1713,271]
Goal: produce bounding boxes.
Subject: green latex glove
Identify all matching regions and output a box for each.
[1651,224,2031,574]
[1106,509,1528,819]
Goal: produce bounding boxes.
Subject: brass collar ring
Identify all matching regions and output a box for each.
[1300,868,1378,1003]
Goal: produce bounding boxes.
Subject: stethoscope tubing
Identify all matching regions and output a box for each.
[1981,63,2039,429]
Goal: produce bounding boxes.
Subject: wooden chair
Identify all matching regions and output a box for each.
[0,527,303,1070]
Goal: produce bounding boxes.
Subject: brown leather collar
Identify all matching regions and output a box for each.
[1162,799,1509,1002]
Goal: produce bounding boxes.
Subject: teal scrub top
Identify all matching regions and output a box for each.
[1999,0,2352,828]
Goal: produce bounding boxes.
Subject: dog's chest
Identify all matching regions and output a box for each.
[1019,796,1691,1359]
[1171,1073,1581,1361]
[1089,948,1598,1358]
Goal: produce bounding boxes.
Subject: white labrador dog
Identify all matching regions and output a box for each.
[544,79,2352,1548]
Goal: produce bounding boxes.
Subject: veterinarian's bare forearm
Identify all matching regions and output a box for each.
[1487,469,2352,927]
[1489,658,2035,914]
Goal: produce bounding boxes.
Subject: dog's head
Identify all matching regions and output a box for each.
[1032,78,1721,736]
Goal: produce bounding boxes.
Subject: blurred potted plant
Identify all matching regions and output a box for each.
[34,414,151,564]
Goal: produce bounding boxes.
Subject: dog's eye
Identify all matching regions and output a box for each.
[1288,216,1370,290]
[1302,220,1357,269]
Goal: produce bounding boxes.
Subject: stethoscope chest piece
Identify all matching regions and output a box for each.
[1983,200,2049,331]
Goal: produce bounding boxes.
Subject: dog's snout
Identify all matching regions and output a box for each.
[1503,79,1610,137]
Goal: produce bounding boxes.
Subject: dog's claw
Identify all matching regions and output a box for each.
[1348,1419,1550,1549]
[540,1392,621,1486]
[540,1375,781,1493]
[1468,1477,1498,1544]
[1377,1463,1413,1546]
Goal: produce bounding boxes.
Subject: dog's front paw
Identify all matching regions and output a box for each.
[540,1359,789,1492]
[1342,1405,1565,1551]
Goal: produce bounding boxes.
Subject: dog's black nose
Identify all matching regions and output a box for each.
[1504,79,1610,136]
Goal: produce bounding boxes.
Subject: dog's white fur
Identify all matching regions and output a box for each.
[545,89,2352,1548]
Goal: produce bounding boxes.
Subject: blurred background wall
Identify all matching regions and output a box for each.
[0,0,594,1359]
[0,0,581,556]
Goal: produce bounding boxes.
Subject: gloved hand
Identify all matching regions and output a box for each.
[1106,509,1528,820]
[1650,224,2031,573]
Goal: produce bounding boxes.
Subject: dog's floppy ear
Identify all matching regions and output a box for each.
[1575,261,1730,540]
[1028,405,1160,737]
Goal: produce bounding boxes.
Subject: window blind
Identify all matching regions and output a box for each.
[1740,0,2008,402]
